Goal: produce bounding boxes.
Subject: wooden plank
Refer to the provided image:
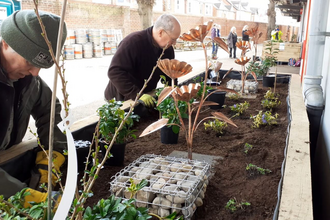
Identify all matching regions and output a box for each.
[278,74,313,220]
[262,41,302,62]
[0,139,37,164]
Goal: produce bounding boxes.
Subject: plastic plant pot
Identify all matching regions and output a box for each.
[263,75,276,87]
[160,126,179,144]
[101,142,126,166]
[207,89,226,110]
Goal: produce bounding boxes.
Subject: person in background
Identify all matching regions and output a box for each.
[242,25,249,41]
[272,27,283,41]
[227,26,238,59]
[0,10,67,207]
[104,14,181,108]
[211,24,221,60]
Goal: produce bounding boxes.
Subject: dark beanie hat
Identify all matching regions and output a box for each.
[1,10,67,68]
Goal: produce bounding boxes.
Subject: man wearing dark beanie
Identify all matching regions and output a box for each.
[0,10,67,208]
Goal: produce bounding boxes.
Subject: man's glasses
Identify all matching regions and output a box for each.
[163,30,177,43]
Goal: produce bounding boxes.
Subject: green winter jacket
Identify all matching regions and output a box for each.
[0,67,66,198]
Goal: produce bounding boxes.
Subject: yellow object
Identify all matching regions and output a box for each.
[23,188,62,209]
[35,151,65,186]
[271,30,283,41]
[139,94,156,108]
[23,188,47,208]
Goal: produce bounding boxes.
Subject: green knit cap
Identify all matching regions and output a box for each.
[1,10,67,68]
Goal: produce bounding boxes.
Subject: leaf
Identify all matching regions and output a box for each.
[126,206,137,217]
[171,125,180,134]
[213,36,229,54]
[157,87,177,106]
[28,206,44,219]
[203,101,220,106]
[246,71,258,82]
[212,112,237,127]
[222,68,233,79]
[136,179,148,190]
[139,118,169,137]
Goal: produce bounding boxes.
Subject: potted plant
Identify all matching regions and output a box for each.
[247,40,278,87]
[156,92,188,144]
[97,98,139,166]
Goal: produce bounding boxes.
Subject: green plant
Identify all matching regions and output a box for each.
[157,89,188,134]
[251,111,278,128]
[247,40,278,77]
[204,119,228,135]
[229,101,250,117]
[244,143,253,154]
[0,180,182,220]
[261,89,281,110]
[196,80,213,99]
[263,88,277,100]
[225,198,251,213]
[0,188,60,219]
[246,164,271,175]
[98,99,140,144]
[261,99,281,110]
[227,93,241,100]
[246,60,269,77]
[83,179,150,220]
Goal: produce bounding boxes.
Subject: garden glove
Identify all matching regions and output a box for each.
[23,188,61,209]
[35,150,65,187]
[139,94,156,108]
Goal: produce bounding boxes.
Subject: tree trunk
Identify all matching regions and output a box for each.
[137,0,155,30]
[267,0,276,40]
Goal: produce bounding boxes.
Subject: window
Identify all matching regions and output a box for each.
[205,3,212,16]
[167,0,171,10]
[176,0,180,10]
[188,2,191,13]
[153,0,163,11]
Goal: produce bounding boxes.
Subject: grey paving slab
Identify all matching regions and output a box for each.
[168,150,223,166]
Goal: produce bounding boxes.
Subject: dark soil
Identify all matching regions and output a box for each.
[83,79,289,220]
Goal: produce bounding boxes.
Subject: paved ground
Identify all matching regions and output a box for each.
[24,44,300,140]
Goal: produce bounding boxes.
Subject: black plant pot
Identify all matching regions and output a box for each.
[101,142,126,166]
[75,140,93,171]
[263,75,276,87]
[207,89,226,110]
[161,126,179,144]
[276,74,291,84]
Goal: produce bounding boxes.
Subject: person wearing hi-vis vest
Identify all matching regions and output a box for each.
[0,10,67,208]
[104,14,181,109]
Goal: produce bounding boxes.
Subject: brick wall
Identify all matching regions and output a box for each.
[22,0,296,44]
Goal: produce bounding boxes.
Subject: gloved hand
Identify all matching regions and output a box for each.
[23,188,61,209]
[35,151,65,186]
[139,94,156,108]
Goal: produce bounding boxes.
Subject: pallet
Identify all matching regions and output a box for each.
[174,41,198,51]
[262,41,302,63]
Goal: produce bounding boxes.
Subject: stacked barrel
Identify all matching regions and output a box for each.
[63,28,123,60]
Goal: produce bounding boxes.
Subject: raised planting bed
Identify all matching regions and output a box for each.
[83,78,290,220]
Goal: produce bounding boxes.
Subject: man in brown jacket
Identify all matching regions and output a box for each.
[104,14,181,108]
